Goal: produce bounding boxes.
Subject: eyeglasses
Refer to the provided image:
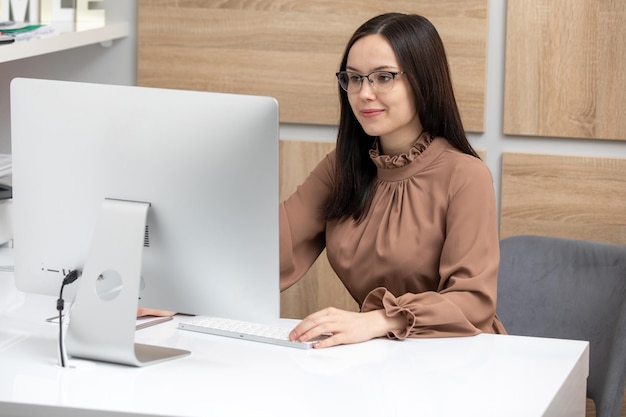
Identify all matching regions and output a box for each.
[336,70,405,93]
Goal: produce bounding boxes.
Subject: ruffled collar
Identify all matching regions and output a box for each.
[369,132,435,169]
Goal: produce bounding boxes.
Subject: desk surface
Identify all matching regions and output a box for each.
[0,293,589,417]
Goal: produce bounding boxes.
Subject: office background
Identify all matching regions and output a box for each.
[1,0,624,232]
[1,0,624,299]
[1,0,625,313]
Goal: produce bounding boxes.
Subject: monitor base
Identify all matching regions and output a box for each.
[66,199,189,367]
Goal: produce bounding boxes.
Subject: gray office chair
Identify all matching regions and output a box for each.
[497,235,626,417]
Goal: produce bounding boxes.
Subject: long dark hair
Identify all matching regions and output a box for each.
[323,13,479,222]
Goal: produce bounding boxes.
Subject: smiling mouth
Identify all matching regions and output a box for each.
[360,109,384,118]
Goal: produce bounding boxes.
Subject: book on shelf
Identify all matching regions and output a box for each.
[0,22,54,40]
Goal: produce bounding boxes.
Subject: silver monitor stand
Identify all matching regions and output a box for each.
[66,199,190,366]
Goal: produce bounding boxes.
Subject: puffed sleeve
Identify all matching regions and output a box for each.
[362,159,503,338]
[280,152,335,291]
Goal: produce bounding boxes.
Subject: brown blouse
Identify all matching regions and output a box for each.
[280,136,506,339]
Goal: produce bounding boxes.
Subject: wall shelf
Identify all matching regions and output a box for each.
[0,21,129,63]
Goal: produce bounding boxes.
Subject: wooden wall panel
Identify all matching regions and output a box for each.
[279,140,359,319]
[503,0,626,140]
[500,153,626,245]
[138,0,488,132]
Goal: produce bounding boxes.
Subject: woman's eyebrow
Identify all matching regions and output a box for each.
[345,65,399,73]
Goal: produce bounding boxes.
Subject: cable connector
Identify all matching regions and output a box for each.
[57,269,80,367]
[63,269,79,286]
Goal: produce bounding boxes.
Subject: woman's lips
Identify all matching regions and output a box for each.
[360,108,384,118]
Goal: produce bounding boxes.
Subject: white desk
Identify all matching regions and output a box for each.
[0,293,589,417]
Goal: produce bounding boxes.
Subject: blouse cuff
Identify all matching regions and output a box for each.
[362,287,416,340]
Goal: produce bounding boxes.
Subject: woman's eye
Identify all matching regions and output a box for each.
[376,73,393,83]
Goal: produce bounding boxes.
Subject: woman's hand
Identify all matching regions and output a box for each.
[288,307,406,349]
[136,307,176,318]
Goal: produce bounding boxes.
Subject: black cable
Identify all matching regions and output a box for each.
[57,270,79,367]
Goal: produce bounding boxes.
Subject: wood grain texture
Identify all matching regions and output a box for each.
[279,140,359,319]
[503,0,626,140]
[138,0,488,131]
[500,153,626,245]
[585,394,626,417]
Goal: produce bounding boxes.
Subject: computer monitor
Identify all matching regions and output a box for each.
[10,78,280,366]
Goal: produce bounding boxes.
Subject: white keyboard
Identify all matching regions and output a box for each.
[178,316,326,349]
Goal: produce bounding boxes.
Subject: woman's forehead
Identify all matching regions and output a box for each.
[346,34,400,73]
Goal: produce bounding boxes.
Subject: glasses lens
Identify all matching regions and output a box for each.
[372,72,395,92]
[336,71,399,93]
[336,72,351,92]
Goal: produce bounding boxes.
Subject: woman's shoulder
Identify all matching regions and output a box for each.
[439,140,489,169]
[305,146,337,187]
[432,140,494,188]
[311,147,336,171]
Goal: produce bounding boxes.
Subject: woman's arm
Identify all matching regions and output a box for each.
[280,152,335,290]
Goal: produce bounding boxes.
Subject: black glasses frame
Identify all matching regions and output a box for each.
[335,70,405,93]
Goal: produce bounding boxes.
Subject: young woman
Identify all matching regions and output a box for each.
[282,12,506,348]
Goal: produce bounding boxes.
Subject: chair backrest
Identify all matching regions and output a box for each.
[497,235,626,417]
